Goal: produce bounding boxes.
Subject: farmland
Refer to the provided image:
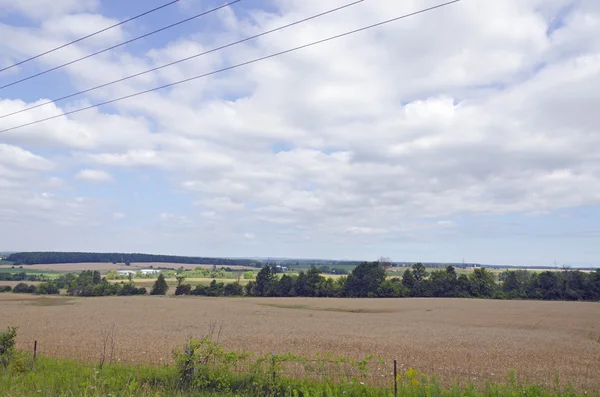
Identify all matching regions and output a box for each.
[1,294,599,391]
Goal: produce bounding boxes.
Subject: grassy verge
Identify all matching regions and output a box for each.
[1,353,596,397]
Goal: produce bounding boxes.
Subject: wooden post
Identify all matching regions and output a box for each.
[272,352,277,397]
[33,340,37,361]
[393,360,397,397]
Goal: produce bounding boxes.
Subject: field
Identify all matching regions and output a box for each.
[1,295,599,391]
[0,262,255,272]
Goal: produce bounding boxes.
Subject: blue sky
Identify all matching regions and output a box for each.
[0,0,599,267]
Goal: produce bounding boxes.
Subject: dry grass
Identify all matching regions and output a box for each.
[1,295,599,390]
[0,280,43,288]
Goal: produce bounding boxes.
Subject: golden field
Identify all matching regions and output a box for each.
[1,294,599,390]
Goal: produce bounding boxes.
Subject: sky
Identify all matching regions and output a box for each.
[0,0,599,267]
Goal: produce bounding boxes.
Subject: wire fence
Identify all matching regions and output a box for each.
[17,338,597,394]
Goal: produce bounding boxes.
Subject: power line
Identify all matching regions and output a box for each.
[0,0,461,134]
[0,1,181,73]
[0,1,365,120]
[0,0,242,90]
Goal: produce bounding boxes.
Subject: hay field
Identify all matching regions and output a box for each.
[1,295,599,390]
[0,281,43,288]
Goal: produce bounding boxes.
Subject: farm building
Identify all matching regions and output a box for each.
[116,270,136,276]
[140,269,160,275]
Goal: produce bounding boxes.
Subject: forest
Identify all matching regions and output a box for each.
[6,252,261,267]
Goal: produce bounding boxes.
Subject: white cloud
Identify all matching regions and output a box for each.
[75,169,112,183]
[0,0,600,264]
[243,233,256,239]
[0,0,97,20]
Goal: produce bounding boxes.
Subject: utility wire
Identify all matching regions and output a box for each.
[0,1,180,73]
[0,0,461,134]
[0,0,365,120]
[0,0,242,90]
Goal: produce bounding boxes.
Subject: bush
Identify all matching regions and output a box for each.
[12,283,36,294]
[0,286,11,293]
[175,284,192,296]
[224,282,244,296]
[0,327,16,368]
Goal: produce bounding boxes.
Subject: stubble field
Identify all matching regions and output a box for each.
[1,294,599,391]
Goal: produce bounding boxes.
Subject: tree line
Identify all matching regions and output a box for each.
[6,252,261,267]
[173,262,600,301]
[0,271,148,297]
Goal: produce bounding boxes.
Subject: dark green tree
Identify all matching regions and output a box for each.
[411,263,428,281]
[343,262,386,297]
[224,282,244,296]
[402,269,416,289]
[150,273,169,295]
[468,268,496,298]
[254,266,277,296]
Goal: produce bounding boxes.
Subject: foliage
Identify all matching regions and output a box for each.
[0,271,47,282]
[7,251,261,267]
[13,283,36,293]
[0,286,11,293]
[0,327,17,368]
[343,262,386,297]
[151,273,169,295]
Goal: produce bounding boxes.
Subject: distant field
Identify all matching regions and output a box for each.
[0,267,65,278]
[1,295,599,391]
[0,280,43,288]
[0,262,255,272]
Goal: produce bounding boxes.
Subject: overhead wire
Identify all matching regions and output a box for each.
[0,0,365,120]
[0,0,461,134]
[0,0,242,90]
[0,0,181,73]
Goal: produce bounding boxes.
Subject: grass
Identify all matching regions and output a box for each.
[2,294,600,391]
[0,268,66,279]
[1,353,597,397]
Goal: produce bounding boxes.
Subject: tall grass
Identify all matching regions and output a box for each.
[2,350,597,397]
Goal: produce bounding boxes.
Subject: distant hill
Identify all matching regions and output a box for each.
[6,252,262,267]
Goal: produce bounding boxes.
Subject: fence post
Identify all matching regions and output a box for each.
[393,360,397,397]
[33,340,37,361]
[272,351,278,397]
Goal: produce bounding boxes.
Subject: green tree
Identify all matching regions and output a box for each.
[306,266,323,296]
[254,266,277,296]
[343,262,386,297]
[402,269,416,289]
[275,274,295,297]
[150,273,169,295]
[223,282,244,296]
[411,263,428,281]
[468,268,496,298]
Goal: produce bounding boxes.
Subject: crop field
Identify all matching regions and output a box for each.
[1,295,599,391]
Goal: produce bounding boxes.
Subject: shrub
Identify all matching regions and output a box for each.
[224,282,244,296]
[0,286,11,293]
[13,283,36,294]
[0,327,17,368]
[175,284,192,296]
